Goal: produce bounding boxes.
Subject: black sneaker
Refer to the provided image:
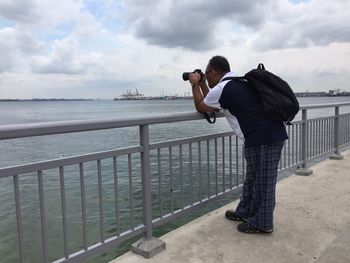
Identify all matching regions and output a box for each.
[237,222,273,234]
[225,210,244,221]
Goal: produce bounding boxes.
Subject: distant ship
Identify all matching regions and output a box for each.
[114,89,146,100]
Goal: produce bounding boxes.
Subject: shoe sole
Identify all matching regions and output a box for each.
[237,223,273,234]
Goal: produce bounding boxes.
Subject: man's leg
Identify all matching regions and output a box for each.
[244,142,284,231]
[234,145,259,219]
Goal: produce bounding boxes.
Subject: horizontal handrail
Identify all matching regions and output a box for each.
[1,102,350,140]
[150,131,235,150]
[0,146,142,178]
[0,112,225,140]
[0,131,235,178]
[299,101,350,110]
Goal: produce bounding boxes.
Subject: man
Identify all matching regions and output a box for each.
[188,55,288,234]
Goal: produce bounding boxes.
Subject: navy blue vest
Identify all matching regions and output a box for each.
[219,79,288,147]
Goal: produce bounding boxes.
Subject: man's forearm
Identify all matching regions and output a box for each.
[200,82,210,97]
[189,73,216,113]
[192,84,204,112]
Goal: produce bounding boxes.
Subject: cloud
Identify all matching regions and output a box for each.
[0,28,16,72]
[0,27,44,72]
[0,0,39,24]
[31,38,102,74]
[123,0,274,51]
[0,0,82,30]
[251,0,350,50]
[73,12,105,38]
[0,0,105,74]
[1,0,350,99]
[0,52,13,73]
[0,0,104,37]
[122,0,350,52]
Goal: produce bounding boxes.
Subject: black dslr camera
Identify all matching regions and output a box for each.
[182,69,205,81]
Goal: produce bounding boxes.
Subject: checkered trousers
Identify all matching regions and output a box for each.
[235,142,284,231]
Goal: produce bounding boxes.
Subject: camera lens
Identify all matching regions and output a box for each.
[182,72,190,81]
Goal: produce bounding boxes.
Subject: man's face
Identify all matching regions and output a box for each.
[205,66,219,88]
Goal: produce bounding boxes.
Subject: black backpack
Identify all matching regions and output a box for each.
[223,63,299,125]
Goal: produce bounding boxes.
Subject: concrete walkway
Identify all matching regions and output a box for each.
[111,150,350,263]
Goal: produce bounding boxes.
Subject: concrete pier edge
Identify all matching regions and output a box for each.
[111,149,350,263]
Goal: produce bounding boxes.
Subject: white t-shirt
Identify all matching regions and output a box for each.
[203,72,245,141]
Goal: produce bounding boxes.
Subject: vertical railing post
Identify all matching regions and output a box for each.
[330,106,344,160]
[131,124,166,258]
[296,109,313,176]
[140,124,152,238]
[13,175,25,263]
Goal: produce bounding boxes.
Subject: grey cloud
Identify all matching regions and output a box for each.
[312,67,347,77]
[254,21,350,51]
[0,53,14,73]
[0,27,43,73]
[0,31,14,72]
[0,0,39,24]
[124,0,273,51]
[31,64,85,75]
[252,0,350,51]
[125,0,350,52]
[31,38,101,75]
[15,30,44,54]
[302,22,350,46]
[0,0,87,32]
[134,16,216,50]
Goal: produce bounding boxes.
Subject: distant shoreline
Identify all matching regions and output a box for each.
[1,92,350,102]
[0,98,95,102]
[294,92,350,97]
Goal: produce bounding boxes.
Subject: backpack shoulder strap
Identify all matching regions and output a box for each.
[203,76,241,124]
[221,76,245,82]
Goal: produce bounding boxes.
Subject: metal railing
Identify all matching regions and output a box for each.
[0,102,350,263]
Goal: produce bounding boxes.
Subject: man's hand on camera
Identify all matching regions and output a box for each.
[189,73,201,87]
[200,75,207,85]
[189,72,216,113]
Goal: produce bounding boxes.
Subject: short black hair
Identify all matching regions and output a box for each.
[208,56,230,72]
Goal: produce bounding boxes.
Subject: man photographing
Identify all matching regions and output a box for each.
[188,55,288,234]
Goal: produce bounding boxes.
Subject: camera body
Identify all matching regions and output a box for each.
[182,69,205,82]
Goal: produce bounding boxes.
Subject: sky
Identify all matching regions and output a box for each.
[0,0,349,99]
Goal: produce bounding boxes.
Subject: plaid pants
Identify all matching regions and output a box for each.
[235,142,284,231]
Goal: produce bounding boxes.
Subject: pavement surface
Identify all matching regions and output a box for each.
[111,150,350,263]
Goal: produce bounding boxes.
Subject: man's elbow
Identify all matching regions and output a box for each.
[195,104,205,113]
[196,101,217,113]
